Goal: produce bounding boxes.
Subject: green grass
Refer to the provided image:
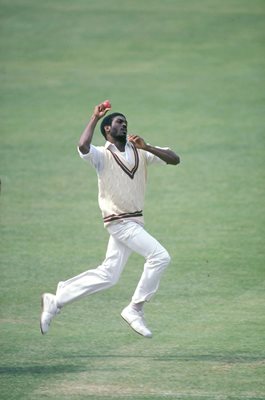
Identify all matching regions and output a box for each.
[1,0,265,399]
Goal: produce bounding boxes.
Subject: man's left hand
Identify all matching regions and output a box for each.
[128,135,147,150]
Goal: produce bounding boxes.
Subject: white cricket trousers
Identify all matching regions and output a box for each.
[55,220,171,307]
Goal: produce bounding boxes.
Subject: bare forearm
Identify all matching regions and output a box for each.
[144,144,180,165]
[78,115,100,154]
[78,102,110,154]
[128,135,180,165]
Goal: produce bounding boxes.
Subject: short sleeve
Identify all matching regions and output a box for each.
[77,145,105,173]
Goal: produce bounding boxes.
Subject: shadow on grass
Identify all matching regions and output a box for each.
[66,353,265,364]
[0,364,86,375]
[1,353,263,377]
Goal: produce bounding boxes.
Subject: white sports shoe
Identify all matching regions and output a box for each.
[121,306,152,338]
[40,293,60,335]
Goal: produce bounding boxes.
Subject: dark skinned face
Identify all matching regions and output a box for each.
[108,116,128,144]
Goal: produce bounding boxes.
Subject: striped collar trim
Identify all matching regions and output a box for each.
[107,144,139,179]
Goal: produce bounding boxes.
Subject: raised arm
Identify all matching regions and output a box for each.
[128,135,180,165]
[78,102,110,154]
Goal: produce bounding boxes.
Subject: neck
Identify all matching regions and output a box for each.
[115,142,126,152]
[108,137,126,152]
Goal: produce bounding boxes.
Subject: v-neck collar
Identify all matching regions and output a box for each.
[107,142,139,179]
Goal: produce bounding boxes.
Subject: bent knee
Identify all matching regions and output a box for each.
[150,248,171,268]
[96,267,120,287]
[162,250,171,267]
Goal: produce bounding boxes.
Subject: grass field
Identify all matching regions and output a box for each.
[1,0,265,399]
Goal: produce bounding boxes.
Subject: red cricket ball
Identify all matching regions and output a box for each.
[103,100,111,109]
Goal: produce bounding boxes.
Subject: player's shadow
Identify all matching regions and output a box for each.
[0,364,86,376]
[70,353,265,364]
[1,353,263,377]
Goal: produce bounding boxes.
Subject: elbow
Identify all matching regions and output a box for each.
[78,142,90,155]
[170,154,180,165]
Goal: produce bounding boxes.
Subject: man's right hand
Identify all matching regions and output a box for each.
[93,102,111,119]
[79,102,110,154]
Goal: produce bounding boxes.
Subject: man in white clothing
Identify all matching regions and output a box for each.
[40,101,180,338]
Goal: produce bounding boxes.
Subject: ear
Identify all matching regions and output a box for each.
[105,125,111,134]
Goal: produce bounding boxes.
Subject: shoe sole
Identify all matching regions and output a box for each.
[121,314,152,338]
